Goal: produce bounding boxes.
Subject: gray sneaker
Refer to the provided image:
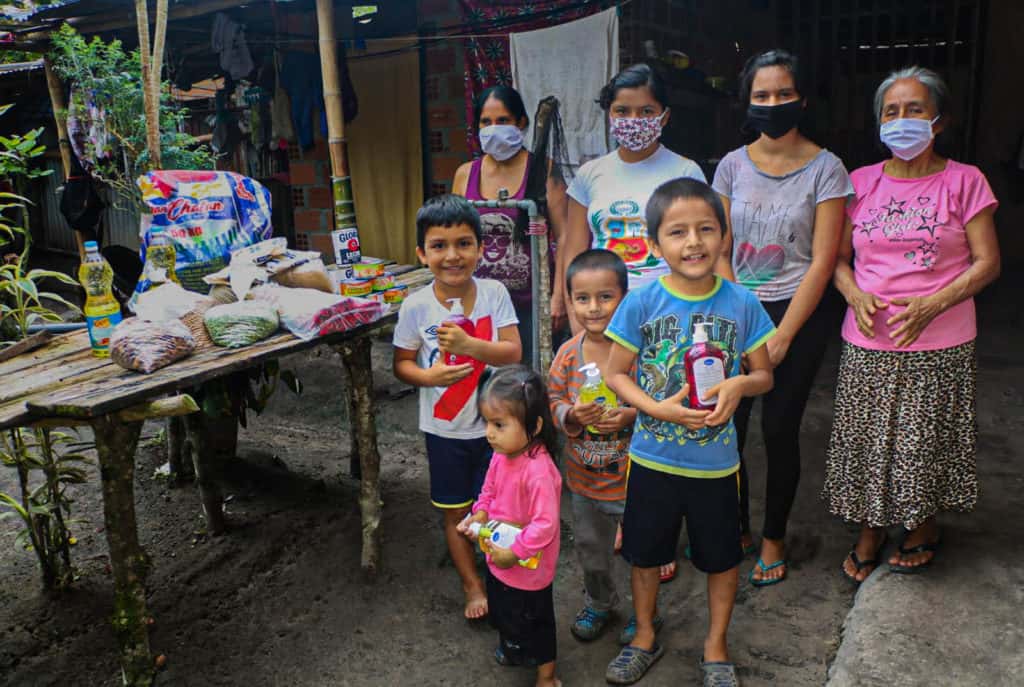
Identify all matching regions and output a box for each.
[605,643,665,685]
[699,657,740,687]
[570,606,610,641]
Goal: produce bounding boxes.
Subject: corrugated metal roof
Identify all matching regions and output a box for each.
[0,1,82,22]
[0,58,42,73]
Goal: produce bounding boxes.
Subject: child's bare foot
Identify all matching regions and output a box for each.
[464,587,488,619]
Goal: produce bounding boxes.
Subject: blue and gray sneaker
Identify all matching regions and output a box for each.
[570,606,610,641]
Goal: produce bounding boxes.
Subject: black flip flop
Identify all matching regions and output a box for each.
[889,538,941,574]
[843,536,884,581]
[842,533,887,584]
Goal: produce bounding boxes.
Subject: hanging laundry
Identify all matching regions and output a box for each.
[66,87,113,172]
[279,48,358,150]
[211,12,254,80]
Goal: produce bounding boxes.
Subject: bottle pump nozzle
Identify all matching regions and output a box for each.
[693,322,710,344]
[578,362,600,378]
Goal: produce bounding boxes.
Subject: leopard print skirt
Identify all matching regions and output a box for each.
[823,341,977,530]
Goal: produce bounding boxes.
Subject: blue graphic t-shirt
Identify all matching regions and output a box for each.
[606,276,775,478]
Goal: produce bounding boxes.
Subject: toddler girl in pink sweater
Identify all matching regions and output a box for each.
[458,365,562,687]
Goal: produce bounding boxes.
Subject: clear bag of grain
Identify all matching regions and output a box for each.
[111,319,196,374]
[203,301,279,348]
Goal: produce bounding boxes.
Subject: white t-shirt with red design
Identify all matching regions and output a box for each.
[393,278,518,438]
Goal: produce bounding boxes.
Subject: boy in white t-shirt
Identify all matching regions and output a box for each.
[392,194,522,620]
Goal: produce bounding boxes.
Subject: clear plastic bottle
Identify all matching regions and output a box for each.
[441,297,476,366]
[684,321,726,410]
[144,226,180,285]
[468,520,542,570]
[78,241,122,358]
[577,362,618,433]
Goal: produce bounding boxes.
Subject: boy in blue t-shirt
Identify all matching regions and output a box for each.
[603,178,775,687]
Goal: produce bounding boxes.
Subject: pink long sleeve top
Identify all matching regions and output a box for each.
[472,444,562,590]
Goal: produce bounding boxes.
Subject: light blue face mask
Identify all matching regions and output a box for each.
[479,125,525,161]
[879,116,939,161]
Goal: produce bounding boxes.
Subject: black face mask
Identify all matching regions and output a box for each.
[745,100,804,139]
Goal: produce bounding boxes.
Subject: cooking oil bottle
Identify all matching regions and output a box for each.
[78,241,122,358]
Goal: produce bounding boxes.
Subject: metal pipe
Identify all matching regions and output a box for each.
[468,195,550,375]
[27,322,87,333]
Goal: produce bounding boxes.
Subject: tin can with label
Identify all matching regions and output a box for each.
[341,278,372,297]
[371,272,395,291]
[353,261,384,279]
[332,227,362,265]
[383,285,408,304]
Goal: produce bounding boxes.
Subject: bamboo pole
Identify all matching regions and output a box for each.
[150,0,169,169]
[133,0,162,169]
[315,0,358,235]
[43,58,85,261]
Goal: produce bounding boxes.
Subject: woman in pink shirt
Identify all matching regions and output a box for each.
[826,67,1000,582]
[459,365,562,687]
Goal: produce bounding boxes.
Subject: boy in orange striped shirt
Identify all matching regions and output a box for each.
[548,249,637,642]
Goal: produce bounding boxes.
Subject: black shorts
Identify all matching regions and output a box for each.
[424,433,491,509]
[620,462,743,574]
[486,570,556,666]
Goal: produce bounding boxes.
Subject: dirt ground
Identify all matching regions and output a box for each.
[1,281,1015,687]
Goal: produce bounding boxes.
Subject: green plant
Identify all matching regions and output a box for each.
[48,24,214,210]
[0,104,79,343]
[0,428,92,590]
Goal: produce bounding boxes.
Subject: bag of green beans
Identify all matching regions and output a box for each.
[203,301,279,348]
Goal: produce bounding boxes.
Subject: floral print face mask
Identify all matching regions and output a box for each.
[609,111,666,152]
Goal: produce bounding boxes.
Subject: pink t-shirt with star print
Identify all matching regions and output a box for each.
[842,160,997,352]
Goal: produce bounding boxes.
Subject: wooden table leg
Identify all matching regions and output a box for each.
[166,415,192,484]
[336,337,382,578]
[184,411,226,535]
[91,416,153,687]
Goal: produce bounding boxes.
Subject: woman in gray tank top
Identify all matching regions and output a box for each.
[711,50,853,586]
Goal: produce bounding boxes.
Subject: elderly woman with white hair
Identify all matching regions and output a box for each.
[825,66,1001,582]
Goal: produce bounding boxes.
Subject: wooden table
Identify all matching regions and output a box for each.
[0,267,432,686]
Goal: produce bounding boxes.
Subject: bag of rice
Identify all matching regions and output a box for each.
[203,301,279,348]
[111,319,196,374]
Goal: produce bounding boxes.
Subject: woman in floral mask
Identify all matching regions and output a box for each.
[712,50,852,587]
[826,67,999,581]
[453,86,569,365]
[561,64,711,314]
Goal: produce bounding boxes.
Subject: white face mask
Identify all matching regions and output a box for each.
[879,116,939,161]
[479,124,524,161]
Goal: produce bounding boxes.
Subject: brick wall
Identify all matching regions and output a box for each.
[420,0,469,198]
[289,136,336,260]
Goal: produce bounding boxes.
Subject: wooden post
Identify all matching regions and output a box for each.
[166,415,193,483]
[315,0,358,236]
[134,0,168,169]
[335,337,382,578]
[43,58,85,261]
[91,416,153,687]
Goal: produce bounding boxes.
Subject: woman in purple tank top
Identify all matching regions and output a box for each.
[453,86,569,365]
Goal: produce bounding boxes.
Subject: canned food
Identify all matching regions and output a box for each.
[365,292,386,304]
[353,261,385,279]
[341,278,372,297]
[371,272,395,291]
[383,285,408,304]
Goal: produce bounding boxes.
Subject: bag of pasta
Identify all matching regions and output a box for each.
[203,301,279,348]
[111,318,196,374]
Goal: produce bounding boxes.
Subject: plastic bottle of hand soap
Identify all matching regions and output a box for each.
[441,297,476,365]
[577,363,618,433]
[468,520,542,569]
[685,321,726,411]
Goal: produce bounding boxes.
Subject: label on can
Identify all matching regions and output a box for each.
[332,227,362,265]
